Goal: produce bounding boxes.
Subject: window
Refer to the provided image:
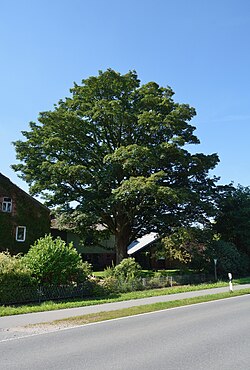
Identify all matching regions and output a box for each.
[2,197,12,212]
[16,226,26,242]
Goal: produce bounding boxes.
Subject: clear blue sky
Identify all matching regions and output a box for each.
[1,0,250,192]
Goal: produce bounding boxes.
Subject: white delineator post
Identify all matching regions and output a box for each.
[228,272,233,292]
[214,259,218,281]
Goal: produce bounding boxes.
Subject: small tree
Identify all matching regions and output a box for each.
[22,235,91,285]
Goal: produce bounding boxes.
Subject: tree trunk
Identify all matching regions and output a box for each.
[115,230,130,265]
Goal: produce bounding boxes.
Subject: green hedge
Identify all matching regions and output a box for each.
[0,252,38,305]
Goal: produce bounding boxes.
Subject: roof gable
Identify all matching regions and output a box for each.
[0,173,49,212]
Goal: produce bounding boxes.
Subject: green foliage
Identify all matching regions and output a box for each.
[0,252,37,304]
[22,235,92,285]
[101,258,143,293]
[13,69,219,263]
[207,240,249,276]
[146,273,173,289]
[160,227,211,269]
[0,214,13,252]
[105,258,142,281]
[95,276,120,295]
[214,185,250,256]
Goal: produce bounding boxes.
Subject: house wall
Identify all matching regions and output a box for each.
[50,227,116,270]
[67,232,115,270]
[0,174,50,254]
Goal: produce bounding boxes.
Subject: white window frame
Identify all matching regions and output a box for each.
[16,226,26,242]
[2,197,12,212]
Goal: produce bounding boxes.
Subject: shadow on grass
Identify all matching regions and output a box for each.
[235,277,250,284]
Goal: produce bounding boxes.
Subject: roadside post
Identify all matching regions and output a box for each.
[213,259,218,281]
[228,272,233,292]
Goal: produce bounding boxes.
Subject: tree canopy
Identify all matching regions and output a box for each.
[13,69,219,263]
[214,185,250,256]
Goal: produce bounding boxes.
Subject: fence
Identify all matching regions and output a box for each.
[1,273,213,306]
[115,273,213,292]
[0,281,93,306]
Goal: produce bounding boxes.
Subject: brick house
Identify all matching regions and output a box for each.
[0,173,50,254]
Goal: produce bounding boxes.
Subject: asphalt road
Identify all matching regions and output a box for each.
[1,295,250,370]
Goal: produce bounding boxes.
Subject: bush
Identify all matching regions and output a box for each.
[94,276,120,295]
[22,235,92,285]
[207,240,249,276]
[107,258,142,281]
[146,273,171,289]
[102,258,143,293]
[0,252,37,304]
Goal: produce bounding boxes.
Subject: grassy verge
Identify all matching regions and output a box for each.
[0,281,227,317]
[32,289,250,329]
[1,278,249,317]
[234,277,250,284]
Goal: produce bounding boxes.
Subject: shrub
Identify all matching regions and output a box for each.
[207,240,249,276]
[110,258,142,281]
[95,276,120,295]
[22,234,92,285]
[146,273,172,289]
[0,252,37,304]
[102,258,143,293]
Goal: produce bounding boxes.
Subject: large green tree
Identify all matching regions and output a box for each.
[13,69,219,263]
